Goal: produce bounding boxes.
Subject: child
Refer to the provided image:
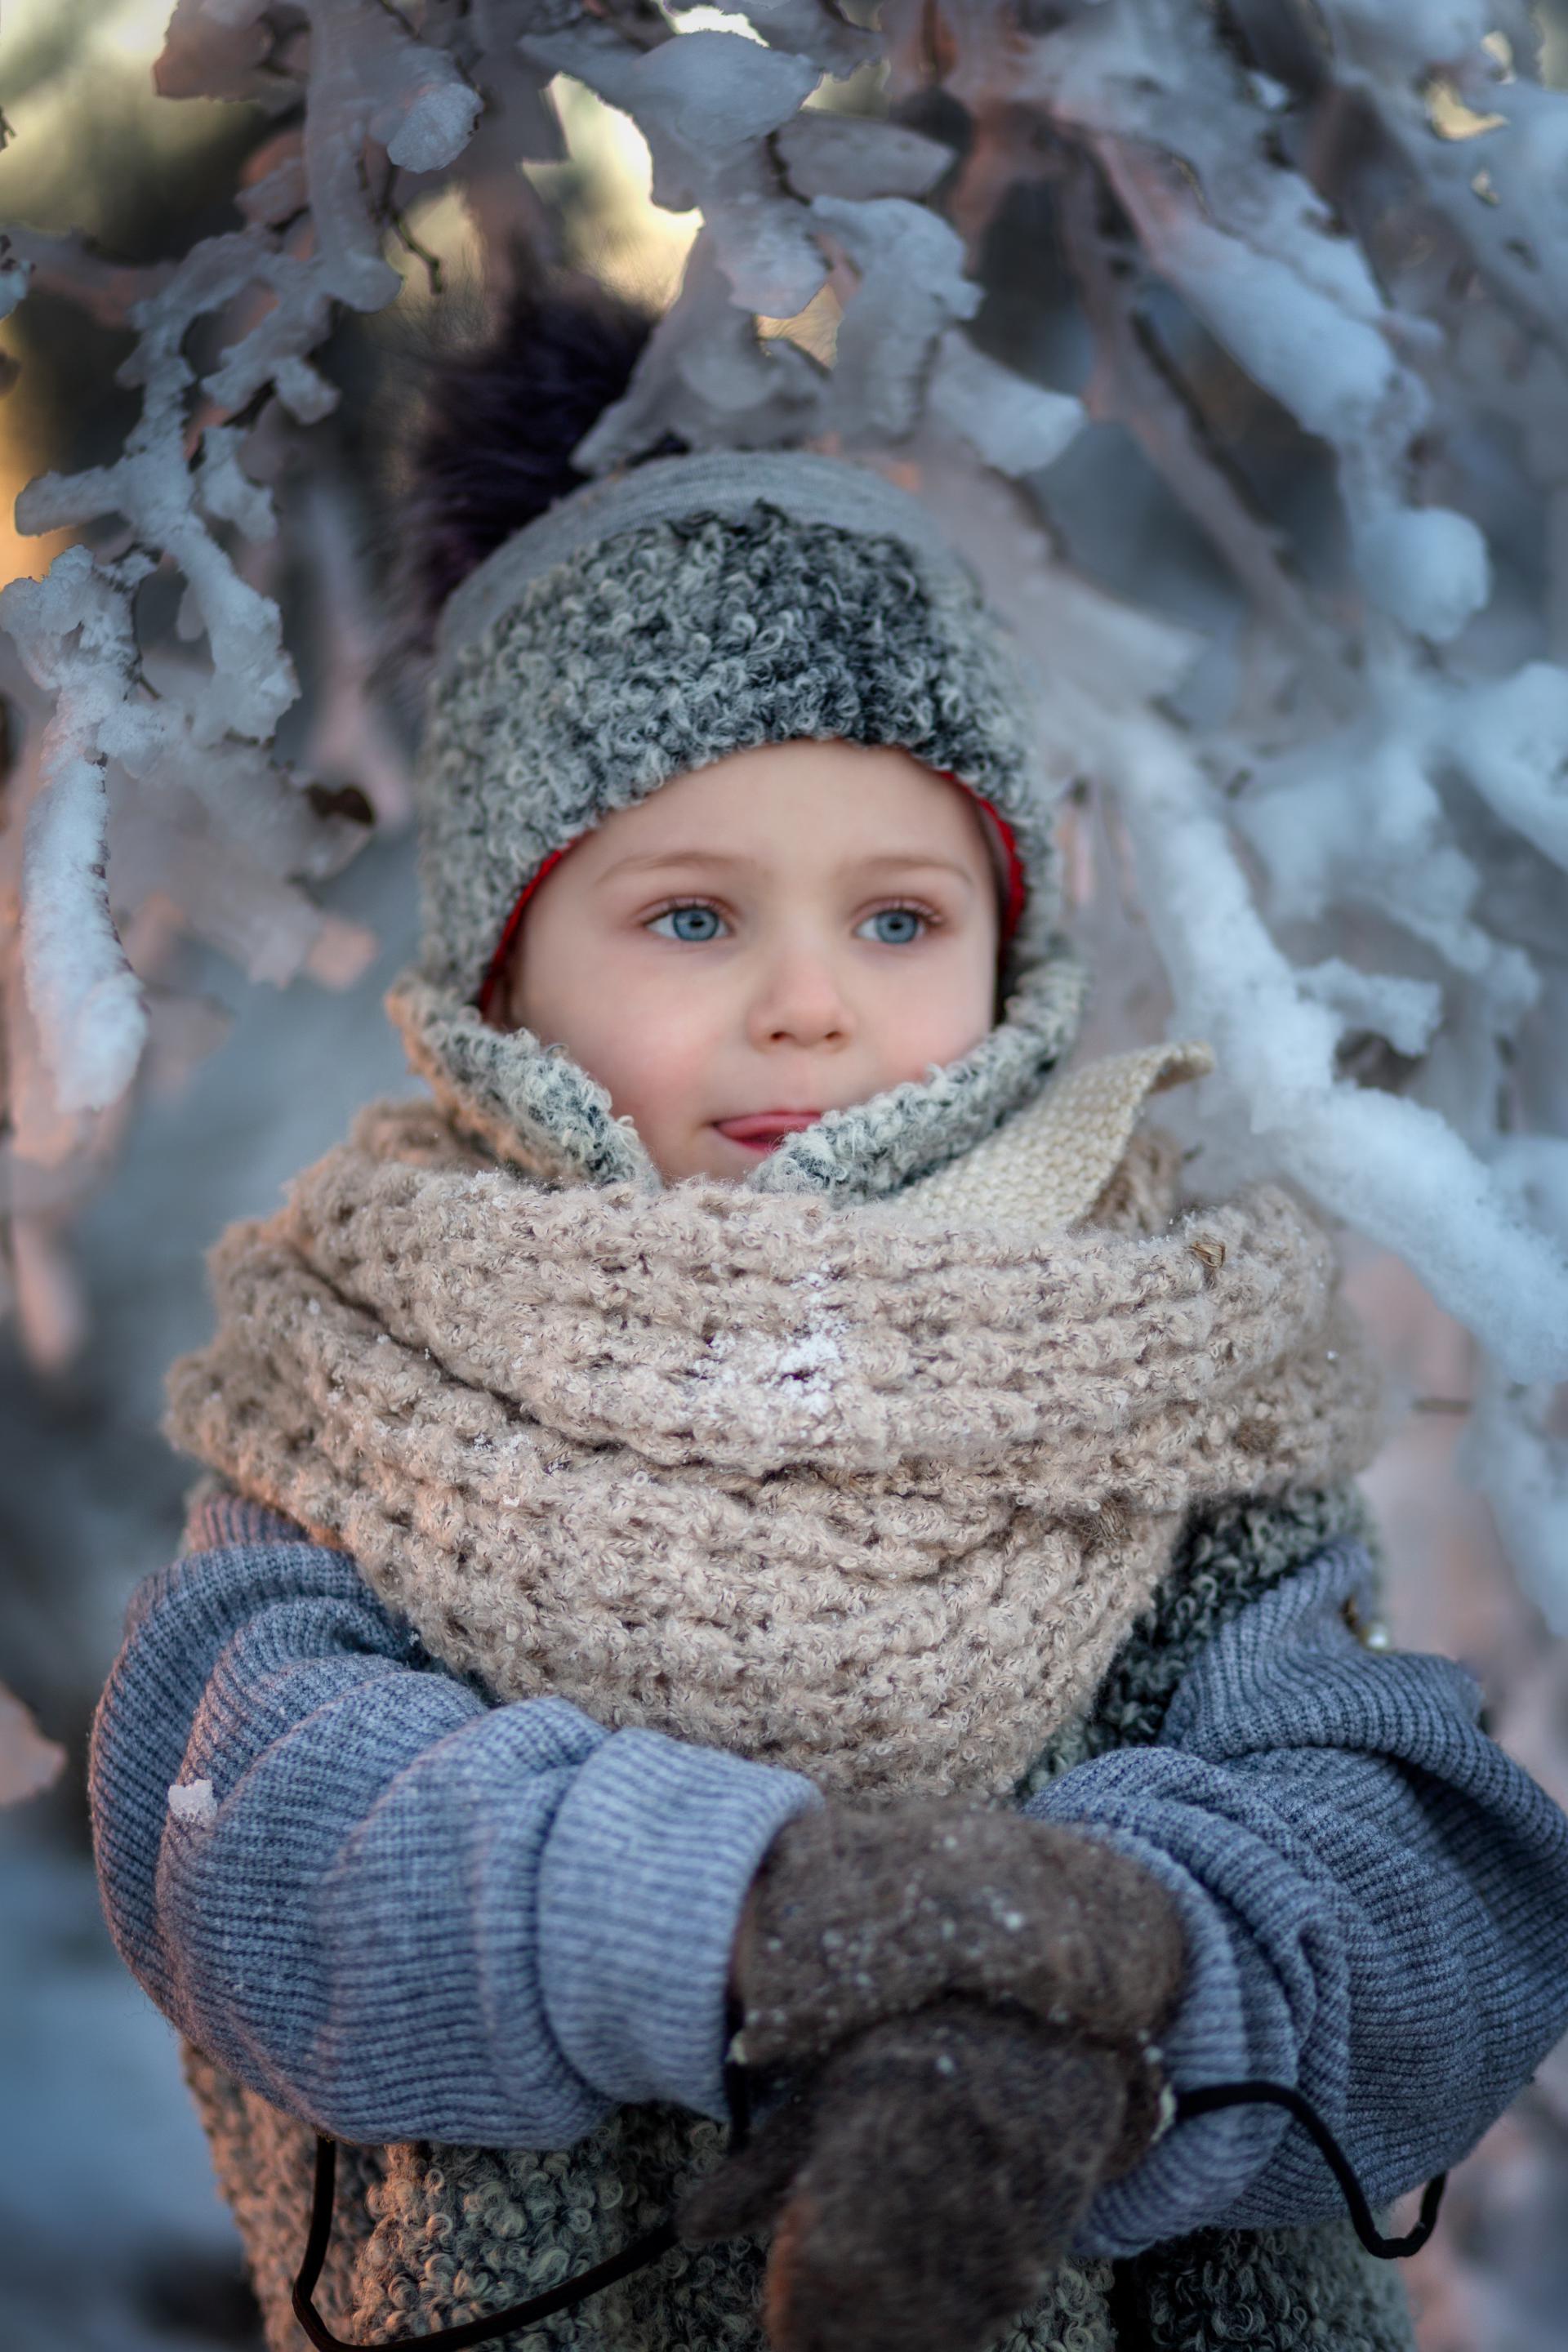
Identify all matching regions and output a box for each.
[89,283,1568,2352]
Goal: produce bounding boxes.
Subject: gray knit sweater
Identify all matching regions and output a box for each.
[91,1488,1568,2279]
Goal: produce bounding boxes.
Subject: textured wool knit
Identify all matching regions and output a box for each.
[413,452,1065,1009]
[138,987,1495,2352]
[387,448,1089,1203]
[92,1488,1568,2352]
[93,451,1568,2352]
[161,1049,1377,1802]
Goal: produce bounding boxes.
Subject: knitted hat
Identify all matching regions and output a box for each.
[385,449,1086,1200]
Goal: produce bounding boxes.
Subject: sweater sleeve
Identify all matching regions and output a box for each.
[1024,1536,1568,2258]
[87,1494,820,2147]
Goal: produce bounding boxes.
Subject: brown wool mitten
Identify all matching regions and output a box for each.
[731,1801,1186,2074]
[681,1997,1166,2352]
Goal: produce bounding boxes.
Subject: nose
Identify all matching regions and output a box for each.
[745,931,853,1053]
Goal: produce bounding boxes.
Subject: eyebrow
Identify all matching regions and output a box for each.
[597,849,977,888]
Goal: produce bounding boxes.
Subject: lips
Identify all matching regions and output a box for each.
[714,1112,823,1148]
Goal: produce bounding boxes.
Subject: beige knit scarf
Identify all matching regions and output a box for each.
[163,1044,1378,1799]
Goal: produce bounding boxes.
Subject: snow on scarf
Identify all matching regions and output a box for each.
[162,1045,1379,1798]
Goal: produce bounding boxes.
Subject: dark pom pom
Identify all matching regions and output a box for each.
[395,268,658,649]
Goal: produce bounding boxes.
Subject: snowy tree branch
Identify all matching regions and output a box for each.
[6,0,1568,1613]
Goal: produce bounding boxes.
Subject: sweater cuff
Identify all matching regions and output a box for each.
[538,1728,822,2119]
[1057,1826,1288,2257]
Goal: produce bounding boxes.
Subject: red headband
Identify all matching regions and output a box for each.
[473,770,1027,1019]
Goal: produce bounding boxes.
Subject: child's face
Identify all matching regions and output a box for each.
[488,740,1002,1183]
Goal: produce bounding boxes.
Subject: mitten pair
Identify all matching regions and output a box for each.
[682,1802,1187,2352]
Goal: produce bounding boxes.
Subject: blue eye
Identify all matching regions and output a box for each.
[859,906,927,945]
[649,902,726,942]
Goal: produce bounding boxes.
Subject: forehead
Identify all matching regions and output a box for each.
[589,741,995,873]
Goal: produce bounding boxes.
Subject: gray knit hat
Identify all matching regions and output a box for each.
[385,451,1086,1199]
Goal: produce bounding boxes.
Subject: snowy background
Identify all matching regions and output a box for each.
[3,3,1568,2346]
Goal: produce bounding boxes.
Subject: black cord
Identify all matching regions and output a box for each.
[291,2071,1442,2349]
[292,2044,757,2352]
[1174,2081,1447,2259]
[290,2135,679,2352]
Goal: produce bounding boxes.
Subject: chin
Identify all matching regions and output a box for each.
[643,1139,730,1185]
[673,1131,754,1184]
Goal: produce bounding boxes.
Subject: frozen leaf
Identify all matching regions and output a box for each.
[236,137,308,229]
[775,114,954,202]
[269,354,341,425]
[632,29,821,163]
[708,189,829,322]
[576,240,822,466]
[717,0,875,76]
[526,21,825,312]
[812,197,978,442]
[380,78,483,174]
[154,0,283,105]
[927,332,1085,478]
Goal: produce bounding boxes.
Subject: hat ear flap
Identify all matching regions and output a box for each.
[383,969,661,1192]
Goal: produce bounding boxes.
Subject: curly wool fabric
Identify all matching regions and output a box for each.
[412,456,1064,1009]
[381,948,1089,1207]
[160,1034,1407,2350]
[172,1490,1416,2352]
[148,441,1423,2348]
[389,451,1089,1200]
[162,1059,1377,1802]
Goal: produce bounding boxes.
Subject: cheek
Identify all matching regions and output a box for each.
[603,1018,715,1127]
[537,951,723,1129]
[878,944,997,1070]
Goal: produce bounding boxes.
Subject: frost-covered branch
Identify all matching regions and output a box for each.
[0,0,483,1129]
[7,0,1568,1624]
